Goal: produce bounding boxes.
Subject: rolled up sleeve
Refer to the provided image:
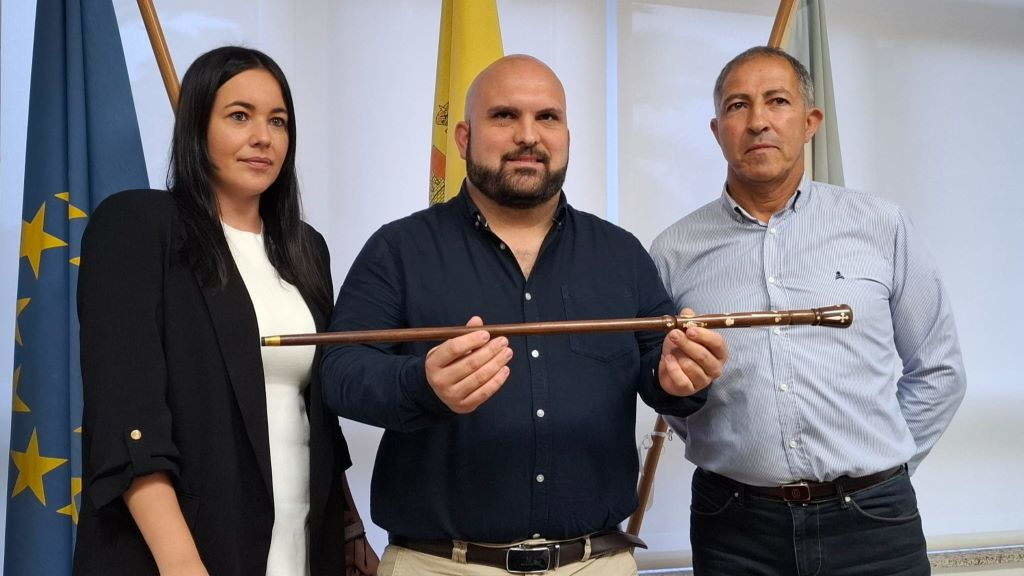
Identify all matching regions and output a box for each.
[78,191,180,509]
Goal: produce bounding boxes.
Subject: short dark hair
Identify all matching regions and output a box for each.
[168,46,330,314]
[713,46,814,113]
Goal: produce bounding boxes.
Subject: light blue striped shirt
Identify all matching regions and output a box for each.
[650,179,966,486]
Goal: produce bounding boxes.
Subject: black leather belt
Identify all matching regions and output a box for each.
[390,529,645,574]
[701,465,905,502]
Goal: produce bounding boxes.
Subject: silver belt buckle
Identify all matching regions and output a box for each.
[506,543,560,574]
[782,481,812,502]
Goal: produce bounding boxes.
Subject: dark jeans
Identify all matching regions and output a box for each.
[690,467,930,576]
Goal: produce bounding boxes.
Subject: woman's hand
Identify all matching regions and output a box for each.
[341,472,379,574]
[345,534,380,575]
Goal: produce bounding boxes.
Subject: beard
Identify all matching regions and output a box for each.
[465,142,567,209]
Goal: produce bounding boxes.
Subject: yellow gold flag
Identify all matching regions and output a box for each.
[430,0,504,205]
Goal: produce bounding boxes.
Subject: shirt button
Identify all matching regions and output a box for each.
[532,533,541,539]
[769,227,778,234]
[536,409,545,418]
[773,327,782,335]
[536,474,545,483]
[130,429,142,441]
[499,242,507,251]
[524,292,532,301]
[768,276,776,284]
[789,439,798,449]
[779,383,789,392]
[531,349,540,358]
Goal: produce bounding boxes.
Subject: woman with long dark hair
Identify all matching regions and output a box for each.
[73,46,378,576]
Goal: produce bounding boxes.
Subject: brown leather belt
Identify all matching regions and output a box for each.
[389,529,645,574]
[701,465,905,502]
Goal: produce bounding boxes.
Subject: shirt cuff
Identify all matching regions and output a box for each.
[400,355,455,418]
[641,352,710,417]
[85,426,180,510]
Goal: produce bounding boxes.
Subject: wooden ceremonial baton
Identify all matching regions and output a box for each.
[262,305,853,347]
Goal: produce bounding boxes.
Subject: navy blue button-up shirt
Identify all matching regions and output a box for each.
[321,188,706,542]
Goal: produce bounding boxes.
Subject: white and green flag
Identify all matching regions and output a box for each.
[783,0,844,186]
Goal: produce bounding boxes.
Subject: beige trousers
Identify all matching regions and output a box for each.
[377,544,638,576]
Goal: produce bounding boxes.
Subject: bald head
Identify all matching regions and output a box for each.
[464,55,566,124]
[454,54,570,210]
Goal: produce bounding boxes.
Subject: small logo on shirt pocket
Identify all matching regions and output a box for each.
[835,271,845,280]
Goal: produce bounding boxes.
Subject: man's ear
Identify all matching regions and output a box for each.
[710,117,721,145]
[455,121,470,160]
[804,107,823,142]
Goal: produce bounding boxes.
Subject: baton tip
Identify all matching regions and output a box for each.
[816,304,854,328]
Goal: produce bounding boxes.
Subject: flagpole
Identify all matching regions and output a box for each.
[627,415,670,536]
[768,0,797,48]
[137,0,179,110]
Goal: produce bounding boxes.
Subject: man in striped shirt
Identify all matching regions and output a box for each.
[650,46,965,575]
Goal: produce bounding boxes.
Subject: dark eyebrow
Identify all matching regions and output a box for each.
[764,88,794,99]
[486,105,518,116]
[536,107,564,118]
[721,92,751,104]
[223,101,288,115]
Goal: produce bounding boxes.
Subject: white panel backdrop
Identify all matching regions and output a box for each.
[1,0,1022,570]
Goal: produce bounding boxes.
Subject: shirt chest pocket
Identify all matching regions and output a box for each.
[561,285,637,363]
[834,261,891,303]
[827,260,893,328]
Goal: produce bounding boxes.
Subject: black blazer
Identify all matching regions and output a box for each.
[73,189,351,575]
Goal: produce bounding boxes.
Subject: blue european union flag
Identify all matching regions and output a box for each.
[6,0,149,572]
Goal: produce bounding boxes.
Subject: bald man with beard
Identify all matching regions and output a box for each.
[320,55,729,576]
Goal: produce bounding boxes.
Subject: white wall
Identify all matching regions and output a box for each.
[1,0,1022,569]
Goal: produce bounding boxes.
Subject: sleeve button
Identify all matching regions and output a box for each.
[130,429,142,441]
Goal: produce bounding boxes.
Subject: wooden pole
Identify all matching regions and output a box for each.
[768,0,798,48]
[137,0,179,110]
[627,415,669,536]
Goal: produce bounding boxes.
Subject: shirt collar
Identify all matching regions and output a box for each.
[455,179,568,230]
[720,174,812,225]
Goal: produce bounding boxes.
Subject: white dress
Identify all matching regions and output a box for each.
[223,222,315,576]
